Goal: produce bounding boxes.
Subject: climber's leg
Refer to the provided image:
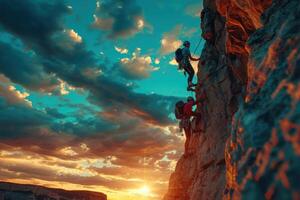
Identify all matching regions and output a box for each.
[184,63,195,89]
[183,123,191,156]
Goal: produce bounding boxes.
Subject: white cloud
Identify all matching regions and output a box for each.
[154,58,160,64]
[118,48,159,80]
[137,19,144,29]
[49,79,76,96]
[96,1,100,8]
[67,29,82,43]
[60,147,78,157]
[114,46,128,54]
[159,25,182,55]
[80,143,90,152]
[54,29,83,50]
[169,58,177,66]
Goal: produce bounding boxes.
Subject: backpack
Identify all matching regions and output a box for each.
[175,48,183,63]
[175,48,183,70]
[175,100,185,119]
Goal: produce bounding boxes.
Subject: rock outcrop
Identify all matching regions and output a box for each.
[0,182,107,200]
[164,0,299,199]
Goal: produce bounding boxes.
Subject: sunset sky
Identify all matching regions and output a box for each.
[0,0,203,199]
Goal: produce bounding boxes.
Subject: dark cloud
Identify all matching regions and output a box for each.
[0,96,182,160]
[0,0,69,54]
[92,0,145,39]
[0,42,59,92]
[0,0,97,74]
[45,107,66,119]
[52,118,117,136]
[0,99,52,138]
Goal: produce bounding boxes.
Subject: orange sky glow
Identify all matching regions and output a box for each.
[0,132,184,200]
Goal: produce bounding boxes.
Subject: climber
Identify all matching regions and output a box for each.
[175,41,201,91]
[178,96,200,157]
[182,41,201,90]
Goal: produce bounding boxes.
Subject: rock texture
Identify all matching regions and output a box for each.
[164,0,299,200]
[226,0,300,199]
[0,182,107,200]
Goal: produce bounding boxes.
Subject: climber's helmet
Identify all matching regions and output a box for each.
[183,41,190,47]
[187,96,194,102]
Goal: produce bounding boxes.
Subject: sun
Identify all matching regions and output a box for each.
[137,185,151,196]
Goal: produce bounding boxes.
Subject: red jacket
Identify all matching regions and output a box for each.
[183,101,195,118]
[183,92,206,118]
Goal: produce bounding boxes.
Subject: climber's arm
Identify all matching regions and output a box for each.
[192,92,207,106]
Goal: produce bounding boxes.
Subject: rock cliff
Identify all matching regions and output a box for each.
[164,0,299,199]
[0,182,107,200]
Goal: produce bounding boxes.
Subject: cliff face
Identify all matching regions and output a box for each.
[226,0,300,199]
[0,182,107,200]
[164,0,299,199]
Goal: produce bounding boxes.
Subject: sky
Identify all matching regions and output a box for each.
[0,0,203,199]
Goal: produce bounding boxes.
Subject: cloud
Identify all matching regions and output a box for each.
[45,107,66,119]
[114,48,159,80]
[114,46,128,54]
[67,29,82,43]
[154,58,160,64]
[0,1,185,197]
[0,42,60,93]
[0,0,179,126]
[169,58,178,66]
[0,0,69,48]
[0,101,183,191]
[0,100,52,139]
[0,0,97,71]
[159,25,182,55]
[0,84,32,107]
[92,0,146,39]
[0,151,174,195]
[185,3,203,17]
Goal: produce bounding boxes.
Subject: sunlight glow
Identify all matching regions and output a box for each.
[137,185,151,196]
[137,19,144,29]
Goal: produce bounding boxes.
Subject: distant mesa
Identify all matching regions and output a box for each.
[0,182,107,200]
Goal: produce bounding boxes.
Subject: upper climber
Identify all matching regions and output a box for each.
[177,41,201,91]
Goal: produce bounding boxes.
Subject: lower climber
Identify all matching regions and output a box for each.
[175,96,200,157]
